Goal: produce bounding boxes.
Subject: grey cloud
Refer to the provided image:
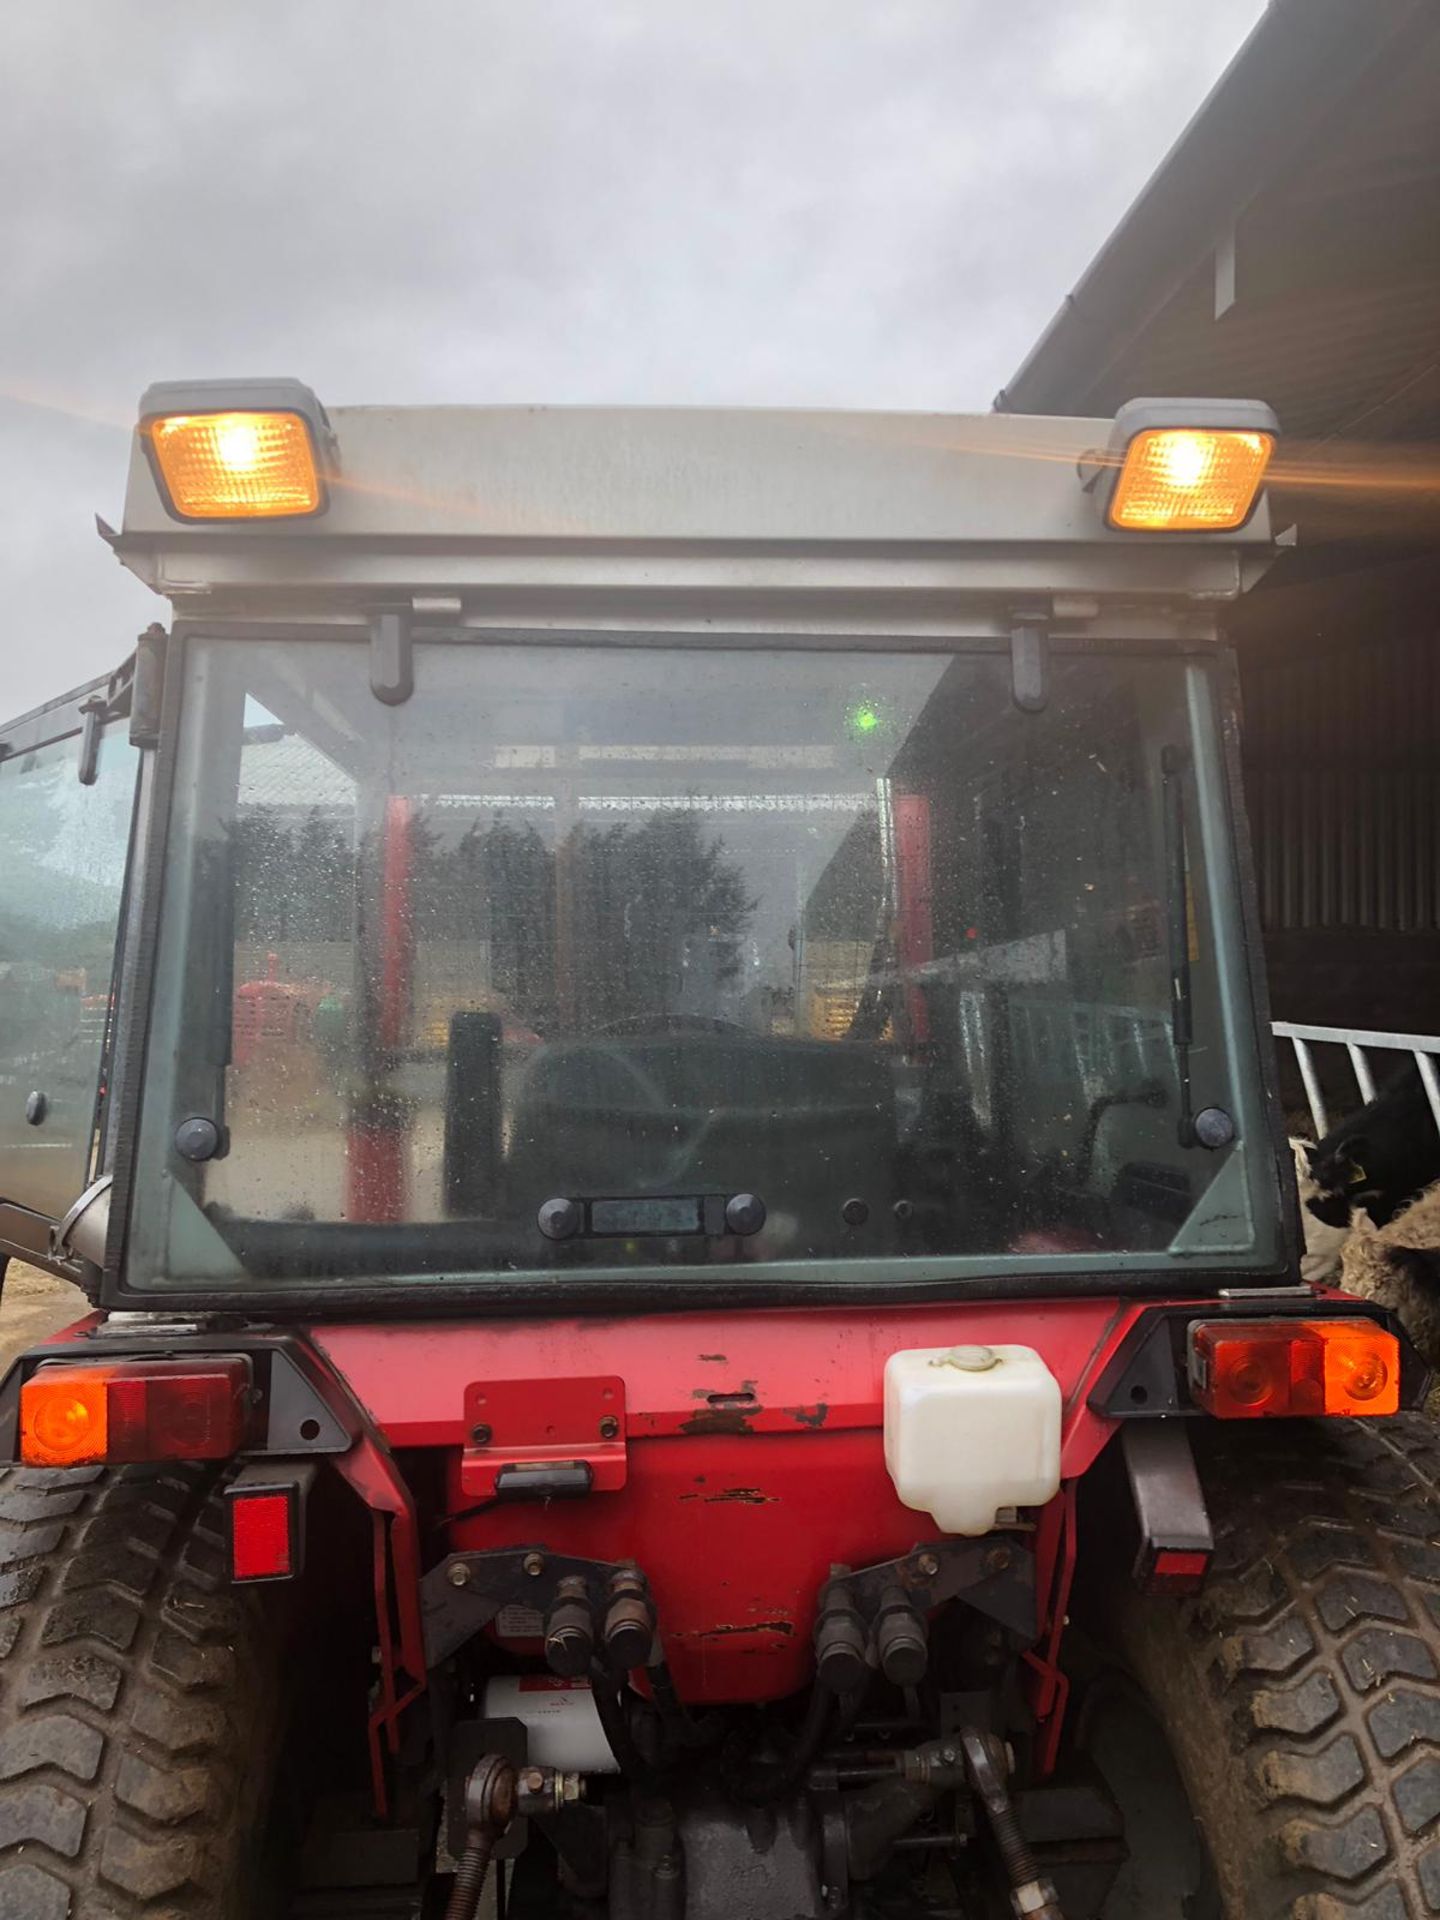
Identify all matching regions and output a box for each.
[1,0,1264,712]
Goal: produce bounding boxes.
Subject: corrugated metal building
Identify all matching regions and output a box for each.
[999,0,1440,1031]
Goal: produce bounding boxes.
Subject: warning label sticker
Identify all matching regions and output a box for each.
[495,1605,545,1641]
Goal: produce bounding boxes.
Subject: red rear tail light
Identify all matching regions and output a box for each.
[1189,1318,1399,1420]
[19,1358,251,1467]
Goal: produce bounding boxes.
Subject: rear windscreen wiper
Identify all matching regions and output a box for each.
[1161,744,1196,1148]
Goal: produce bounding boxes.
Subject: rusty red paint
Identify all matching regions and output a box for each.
[330,1424,427,1814]
[1026,1480,1080,1779]
[786,1403,829,1429]
[311,1299,1144,1706]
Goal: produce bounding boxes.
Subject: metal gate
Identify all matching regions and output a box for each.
[1273,1019,1440,1140]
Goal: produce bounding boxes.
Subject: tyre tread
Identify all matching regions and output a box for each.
[0,1460,278,1917]
[1146,1415,1440,1916]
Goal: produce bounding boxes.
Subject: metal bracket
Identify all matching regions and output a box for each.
[1010,615,1050,713]
[840,1537,1037,1642]
[423,1548,638,1668]
[461,1374,626,1498]
[49,1174,113,1267]
[370,611,414,705]
[77,696,108,786]
[1121,1420,1213,1584]
[129,624,167,749]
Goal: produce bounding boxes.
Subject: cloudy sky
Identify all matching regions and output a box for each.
[1,1,1265,715]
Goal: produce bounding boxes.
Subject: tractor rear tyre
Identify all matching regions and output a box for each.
[1108,1413,1440,1919]
[0,1460,284,1919]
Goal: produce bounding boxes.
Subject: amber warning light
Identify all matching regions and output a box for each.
[1188,1318,1399,1421]
[1109,428,1274,532]
[137,377,333,522]
[147,411,321,519]
[1084,397,1279,535]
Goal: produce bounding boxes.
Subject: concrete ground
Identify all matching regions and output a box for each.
[0,1261,89,1373]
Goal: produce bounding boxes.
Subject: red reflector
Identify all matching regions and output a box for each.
[1151,1548,1210,1586]
[230,1491,294,1581]
[20,1358,250,1467]
[1189,1318,1400,1420]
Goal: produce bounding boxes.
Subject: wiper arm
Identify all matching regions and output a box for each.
[1161,744,1197,1148]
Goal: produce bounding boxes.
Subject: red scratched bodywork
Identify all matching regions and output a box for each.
[311,1298,1141,1706]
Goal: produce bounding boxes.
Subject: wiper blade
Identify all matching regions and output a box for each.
[1161,744,1196,1148]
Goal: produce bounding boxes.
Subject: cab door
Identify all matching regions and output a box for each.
[0,663,140,1278]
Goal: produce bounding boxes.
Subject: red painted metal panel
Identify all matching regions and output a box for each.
[311,1299,1138,1705]
[311,1300,1130,1464]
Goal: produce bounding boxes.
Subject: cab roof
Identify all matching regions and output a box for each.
[113,401,1278,636]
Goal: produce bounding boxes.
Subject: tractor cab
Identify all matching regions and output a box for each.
[0,387,1426,1920]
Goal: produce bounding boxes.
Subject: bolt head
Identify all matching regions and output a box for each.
[724,1191,767,1236]
[537,1195,583,1240]
[469,1422,492,1447]
[916,1551,940,1578]
[599,1414,620,1441]
[447,1559,471,1588]
[174,1114,221,1161]
[1194,1104,1237,1149]
[523,1552,546,1578]
[985,1545,1012,1575]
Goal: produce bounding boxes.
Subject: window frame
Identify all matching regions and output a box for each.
[0,658,141,1286]
[100,623,1302,1314]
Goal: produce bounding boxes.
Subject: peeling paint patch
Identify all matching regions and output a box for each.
[698,1353,728,1364]
[680,1409,756,1436]
[698,1620,795,1638]
[709,1487,775,1505]
[786,1403,829,1429]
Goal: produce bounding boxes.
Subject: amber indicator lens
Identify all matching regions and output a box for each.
[20,1358,252,1467]
[20,1370,110,1467]
[1189,1318,1400,1420]
[1109,428,1274,532]
[145,409,323,519]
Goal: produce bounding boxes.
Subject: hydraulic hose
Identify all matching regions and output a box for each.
[590,1663,664,1789]
[733,1682,839,1806]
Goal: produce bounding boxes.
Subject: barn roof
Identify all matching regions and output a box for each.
[998,0,1440,550]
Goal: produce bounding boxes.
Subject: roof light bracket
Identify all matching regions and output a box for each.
[370,611,414,706]
[1010,610,1050,714]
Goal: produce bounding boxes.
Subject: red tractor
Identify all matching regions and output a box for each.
[0,383,1432,1918]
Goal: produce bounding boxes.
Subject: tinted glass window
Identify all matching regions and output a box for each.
[0,723,137,1219]
[131,637,1277,1287]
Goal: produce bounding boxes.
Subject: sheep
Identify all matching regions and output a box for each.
[1338,1178,1440,1379]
